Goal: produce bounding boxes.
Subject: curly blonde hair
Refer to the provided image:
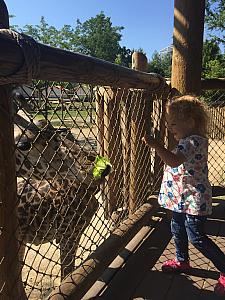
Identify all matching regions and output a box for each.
[166,95,209,137]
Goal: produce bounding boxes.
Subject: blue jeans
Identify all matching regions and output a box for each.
[171,211,225,274]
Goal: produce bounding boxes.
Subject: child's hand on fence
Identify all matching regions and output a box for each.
[142,133,158,148]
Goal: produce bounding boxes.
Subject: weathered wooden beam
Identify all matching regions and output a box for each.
[201,78,225,90]
[162,78,225,92]
[48,198,159,300]
[171,0,206,95]
[0,31,165,89]
[83,223,156,299]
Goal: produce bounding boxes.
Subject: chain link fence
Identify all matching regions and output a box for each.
[6,82,224,299]
[11,81,167,299]
[203,90,225,188]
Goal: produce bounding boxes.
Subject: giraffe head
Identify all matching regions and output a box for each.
[15,118,111,187]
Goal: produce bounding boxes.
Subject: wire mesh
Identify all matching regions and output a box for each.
[4,81,224,299]
[11,81,166,299]
[202,90,225,187]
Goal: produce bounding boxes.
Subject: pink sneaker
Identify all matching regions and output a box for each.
[214,273,225,296]
[162,258,191,273]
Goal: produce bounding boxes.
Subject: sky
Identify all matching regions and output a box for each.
[6,0,175,59]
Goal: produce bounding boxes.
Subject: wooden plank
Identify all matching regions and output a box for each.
[129,90,153,212]
[120,91,132,206]
[96,211,172,300]
[200,197,225,295]
[95,198,225,300]
[152,95,167,192]
[82,224,154,299]
[0,86,23,300]
[201,78,225,91]
[48,201,159,300]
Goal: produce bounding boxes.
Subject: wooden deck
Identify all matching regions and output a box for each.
[85,196,225,300]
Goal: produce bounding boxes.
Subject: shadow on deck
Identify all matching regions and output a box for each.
[84,195,225,300]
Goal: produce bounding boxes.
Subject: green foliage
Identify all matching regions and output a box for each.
[205,0,225,45]
[115,46,132,67]
[12,13,132,66]
[147,51,172,77]
[73,12,123,62]
[15,17,75,50]
[204,1,225,78]
[202,39,225,78]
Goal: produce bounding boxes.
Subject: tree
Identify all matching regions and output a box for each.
[203,1,225,78]
[23,17,61,47]
[14,17,76,50]
[148,51,172,77]
[205,0,225,45]
[73,12,124,63]
[202,39,225,78]
[11,13,132,66]
[115,46,132,67]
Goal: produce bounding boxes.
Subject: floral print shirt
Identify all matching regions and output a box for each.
[158,135,212,216]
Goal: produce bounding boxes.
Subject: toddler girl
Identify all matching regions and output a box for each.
[142,95,225,296]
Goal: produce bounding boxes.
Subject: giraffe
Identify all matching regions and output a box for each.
[14,117,110,279]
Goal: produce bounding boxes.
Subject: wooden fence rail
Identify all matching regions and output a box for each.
[0,30,165,90]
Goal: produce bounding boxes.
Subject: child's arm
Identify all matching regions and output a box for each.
[142,134,186,168]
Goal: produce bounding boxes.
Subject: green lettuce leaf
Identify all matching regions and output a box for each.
[92,155,112,179]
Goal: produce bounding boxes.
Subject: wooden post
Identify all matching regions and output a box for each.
[95,87,125,217]
[128,52,152,213]
[120,91,132,210]
[152,90,169,191]
[132,52,148,72]
[171,0,205,95]
[0,1,26,299]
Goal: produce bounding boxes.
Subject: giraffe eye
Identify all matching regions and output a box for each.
[17,140,32,151]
